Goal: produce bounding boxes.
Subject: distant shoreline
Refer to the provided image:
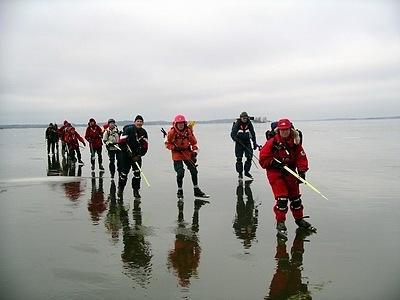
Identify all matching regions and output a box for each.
[0,116,399,129]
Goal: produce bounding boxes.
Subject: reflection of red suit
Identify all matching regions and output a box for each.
[168,235,201,287]
[88,179,106,222]
[64,182,83,202]
[266,237,310,300]
[259,133,308,222]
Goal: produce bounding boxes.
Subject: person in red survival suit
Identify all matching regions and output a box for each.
[59,120,72,157]
[85,118,104,171]
[259,118,315,239]
[65,127,86,164]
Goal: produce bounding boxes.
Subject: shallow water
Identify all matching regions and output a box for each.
[0,120,399,299]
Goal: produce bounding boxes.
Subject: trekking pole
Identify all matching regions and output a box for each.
[273,158,328,200]
[135,162,150,187]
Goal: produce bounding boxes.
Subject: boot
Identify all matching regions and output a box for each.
[133,189,141,199]
[177,189,183,199]
[99,164,104,171]
[276,221,288,240]
[238,172,243,180]
[295,218,317,232]
[91,163,95,171]
[194,187,209,198]
[244,172,253,180]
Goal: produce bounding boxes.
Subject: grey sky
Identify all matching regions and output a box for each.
[1,0,399,124]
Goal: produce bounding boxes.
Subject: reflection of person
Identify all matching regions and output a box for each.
[117,115,149,200]
[233,180,258,249]
[265,228,313,300]
[230,112,259,180]
[104,180,122,244]
[120,199,152,287]
[259,118,315,239]
[47,153,62,176]
[88,172,107,224]
[167,199,208,287]
[63,165,84,203]
[165,114,208,199]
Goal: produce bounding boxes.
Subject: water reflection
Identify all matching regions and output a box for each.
[265,228,314,300]
[88,171,106,224]
[62,160,84,203]
[104,180,122,244]
[167,199,209,288]
[47,154,62,176]
[120,199,153,288]
[233,180,259,249]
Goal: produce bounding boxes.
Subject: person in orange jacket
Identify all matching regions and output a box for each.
[85,118,104,171]
[165,114,209,199]
[259,118,315,239]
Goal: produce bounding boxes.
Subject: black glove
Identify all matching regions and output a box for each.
[298,171,306,183]
[253,143,260,150]
[270,159,284,169]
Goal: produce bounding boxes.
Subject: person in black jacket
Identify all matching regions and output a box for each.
[117,115,148,200]
[230,112,259,180]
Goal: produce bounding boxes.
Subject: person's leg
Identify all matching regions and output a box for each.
[131,158,141,198]
[108,150,116,178]
[235,144,244,177]
[174,160,185,197]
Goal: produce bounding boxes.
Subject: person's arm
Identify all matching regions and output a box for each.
[230,121,239,142]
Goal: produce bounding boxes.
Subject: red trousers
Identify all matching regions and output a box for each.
[267,169,304,222]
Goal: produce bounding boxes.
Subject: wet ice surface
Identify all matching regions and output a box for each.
[0,120,399,300]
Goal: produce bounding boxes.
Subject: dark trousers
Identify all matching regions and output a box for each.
[90,147,103,166]
[235,142,252,174]
[68,147,82,162]
[173,160,198,189]
[118,151,142,192]
[107,150,118,176]
[47,140,56,154]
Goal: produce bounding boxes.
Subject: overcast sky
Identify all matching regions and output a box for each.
[1,0,399,124]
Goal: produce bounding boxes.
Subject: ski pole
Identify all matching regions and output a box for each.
[135,162,150,187]
[273,158,328,200]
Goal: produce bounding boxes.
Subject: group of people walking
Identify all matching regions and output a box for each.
[46,112,317,238]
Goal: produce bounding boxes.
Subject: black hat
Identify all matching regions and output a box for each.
[108,118,116,124]
[240,112,249,118]
[134,115,144,121]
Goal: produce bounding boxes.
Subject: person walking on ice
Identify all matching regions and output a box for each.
[231,111,260,180]
[85,118,104,171]
[259,118,316,240]
[165,114,209,199]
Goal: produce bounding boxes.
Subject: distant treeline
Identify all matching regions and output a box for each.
[1,116,399,129]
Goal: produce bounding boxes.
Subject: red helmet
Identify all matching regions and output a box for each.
[277,118,292,130]
[174,114,186,123]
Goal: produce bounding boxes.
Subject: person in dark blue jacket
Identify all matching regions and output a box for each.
[230,112,259,180]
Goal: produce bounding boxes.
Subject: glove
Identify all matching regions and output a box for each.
[298,171,306,183]
[253,143,259,150]
[270,159,284,169]
[131,155,141,162]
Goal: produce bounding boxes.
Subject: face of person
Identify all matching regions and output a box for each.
[279,128,291,138]
[241,116,248,123]
[90,121,95,126]
[176,122,185,130]
[109,122,115,129]
[134,119,143,128]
